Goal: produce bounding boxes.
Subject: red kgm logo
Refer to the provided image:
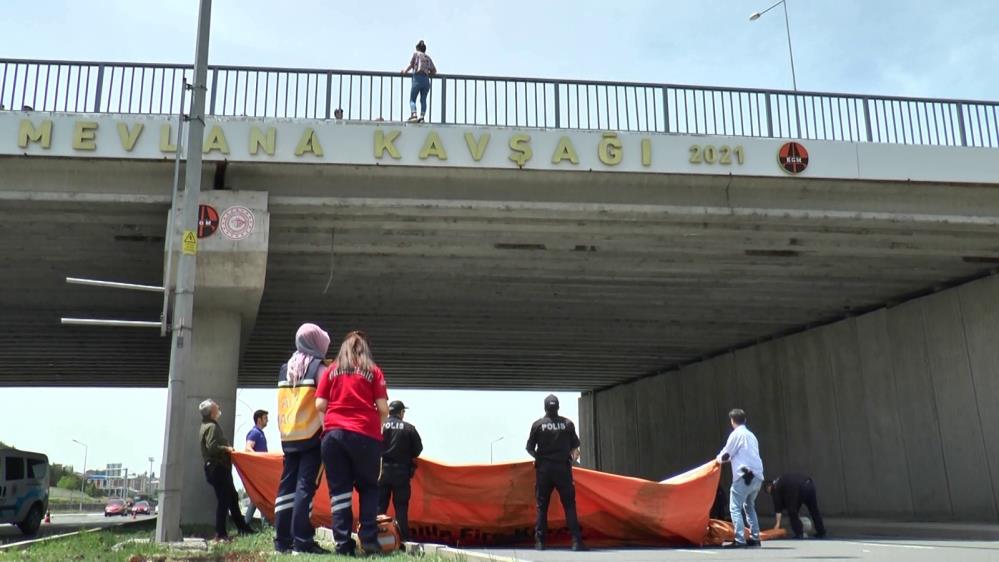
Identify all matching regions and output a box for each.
[778,142,809,174]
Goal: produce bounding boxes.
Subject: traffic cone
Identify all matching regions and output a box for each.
[44,511,51,524]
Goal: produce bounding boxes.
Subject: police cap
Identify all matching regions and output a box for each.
[544,394,559,409]
[389,400,408,413]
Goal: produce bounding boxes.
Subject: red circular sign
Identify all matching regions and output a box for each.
[778,142,809,174]
[197,205,219,238]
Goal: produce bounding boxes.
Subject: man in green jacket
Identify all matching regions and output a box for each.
[199,398,255,541]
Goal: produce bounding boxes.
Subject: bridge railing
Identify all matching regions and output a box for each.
[2,58,997,148]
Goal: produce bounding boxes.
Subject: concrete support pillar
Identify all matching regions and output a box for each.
[180,308,242,524]
[157,191,269,529]
[578,392,598,470]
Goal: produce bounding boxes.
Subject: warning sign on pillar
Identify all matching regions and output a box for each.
[182,230,198,255]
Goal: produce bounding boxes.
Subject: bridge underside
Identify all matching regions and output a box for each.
[2,158,997,389]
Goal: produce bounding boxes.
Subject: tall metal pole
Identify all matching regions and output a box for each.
[781,0,798,91]
[72,440,87,512]
[156,0,213,543]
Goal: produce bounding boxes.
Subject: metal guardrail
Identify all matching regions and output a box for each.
[2,58,997,148]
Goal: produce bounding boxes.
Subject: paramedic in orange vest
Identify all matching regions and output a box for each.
[273,323,331,555]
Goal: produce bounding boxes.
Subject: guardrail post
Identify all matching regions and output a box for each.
[765,94,773,137]
[439,78,447,124]
[325,72,332,119]
[862,97,873,142]
[93,65,105,112]
[957,103,968,146]
[554,84,561,128]
[208,68,218,115]
[662,87,670,133]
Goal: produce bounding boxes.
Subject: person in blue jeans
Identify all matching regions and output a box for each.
[717,408,764,549]
[401,40,437,122]
[316,331,390,556]
[273,323,331,555]
[243,409,268,527]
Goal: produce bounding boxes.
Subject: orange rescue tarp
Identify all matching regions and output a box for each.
[232,452,779,547]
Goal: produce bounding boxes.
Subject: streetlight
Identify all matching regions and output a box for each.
[71,439,87,512]
[148,457,154,494]
[750,0,798,91]
[489,436,504,464]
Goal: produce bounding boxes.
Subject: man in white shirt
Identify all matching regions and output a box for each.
[716,408,764,548]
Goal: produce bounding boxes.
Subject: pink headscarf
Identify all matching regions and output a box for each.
[286,323,330,385]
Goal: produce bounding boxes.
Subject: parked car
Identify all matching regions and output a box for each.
[104,499,129,517]
[132,501,151,516]
[0,448,49,536]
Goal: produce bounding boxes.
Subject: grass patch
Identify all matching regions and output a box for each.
[1,525,455,562]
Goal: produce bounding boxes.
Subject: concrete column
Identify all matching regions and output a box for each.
[158,191,269,528]
[181,308,242,524]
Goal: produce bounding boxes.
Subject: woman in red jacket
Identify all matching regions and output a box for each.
[316,331,390,556]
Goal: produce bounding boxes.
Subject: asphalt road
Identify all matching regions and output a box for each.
[463,538,999,562]
[0,512,155,546]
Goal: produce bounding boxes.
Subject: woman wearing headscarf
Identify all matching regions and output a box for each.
[273,323,331,555]
[316,331,390,556]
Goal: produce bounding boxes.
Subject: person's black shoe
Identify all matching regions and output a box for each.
[534,538,544,551]
[746,538,761,547]
[571,540,587,551]
[360,542,383,557]
[722,541,746,549]
[274,542,292,555]
[293,542,330,555]
[814,531,827,539]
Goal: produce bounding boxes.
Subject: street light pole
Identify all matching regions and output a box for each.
[71,440,87,512]
[750,0,798,91]
[148,457,154,495]
[490,436,504,464]
[156,0,213,544]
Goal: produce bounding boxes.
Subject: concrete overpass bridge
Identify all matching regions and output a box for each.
[2,59,999,524]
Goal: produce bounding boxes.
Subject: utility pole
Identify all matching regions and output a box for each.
[155,0,213,543]
[71,440,87,512]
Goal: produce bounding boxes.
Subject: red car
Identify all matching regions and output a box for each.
[132,501,151,516]
[104,499,129,517]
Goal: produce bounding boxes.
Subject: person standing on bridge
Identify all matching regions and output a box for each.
[378,399,423,541]
[273,323,331,556]
[316,331,390,556]
[198,398,255,541]
[401,40,437,122]
[242,409,269,529]
[717,408,764,549]
[526,394,586,552]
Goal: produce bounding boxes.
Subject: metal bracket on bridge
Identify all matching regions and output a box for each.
[60,277,168,331]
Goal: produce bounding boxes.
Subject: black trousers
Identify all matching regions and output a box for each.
[321,430,381,553]
[203,461,248,537]
[789,479,826,538]
[535,462,582,542]
[274,445,323,551]
[378,463,412,541]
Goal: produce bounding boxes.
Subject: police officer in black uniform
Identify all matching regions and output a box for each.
[526,394,585,551]
[378,400,423,541]
[765,473,827,539]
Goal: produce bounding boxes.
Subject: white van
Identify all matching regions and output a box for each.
[0,449,49,536]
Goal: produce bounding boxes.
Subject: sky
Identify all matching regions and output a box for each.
[2,0,998,481]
